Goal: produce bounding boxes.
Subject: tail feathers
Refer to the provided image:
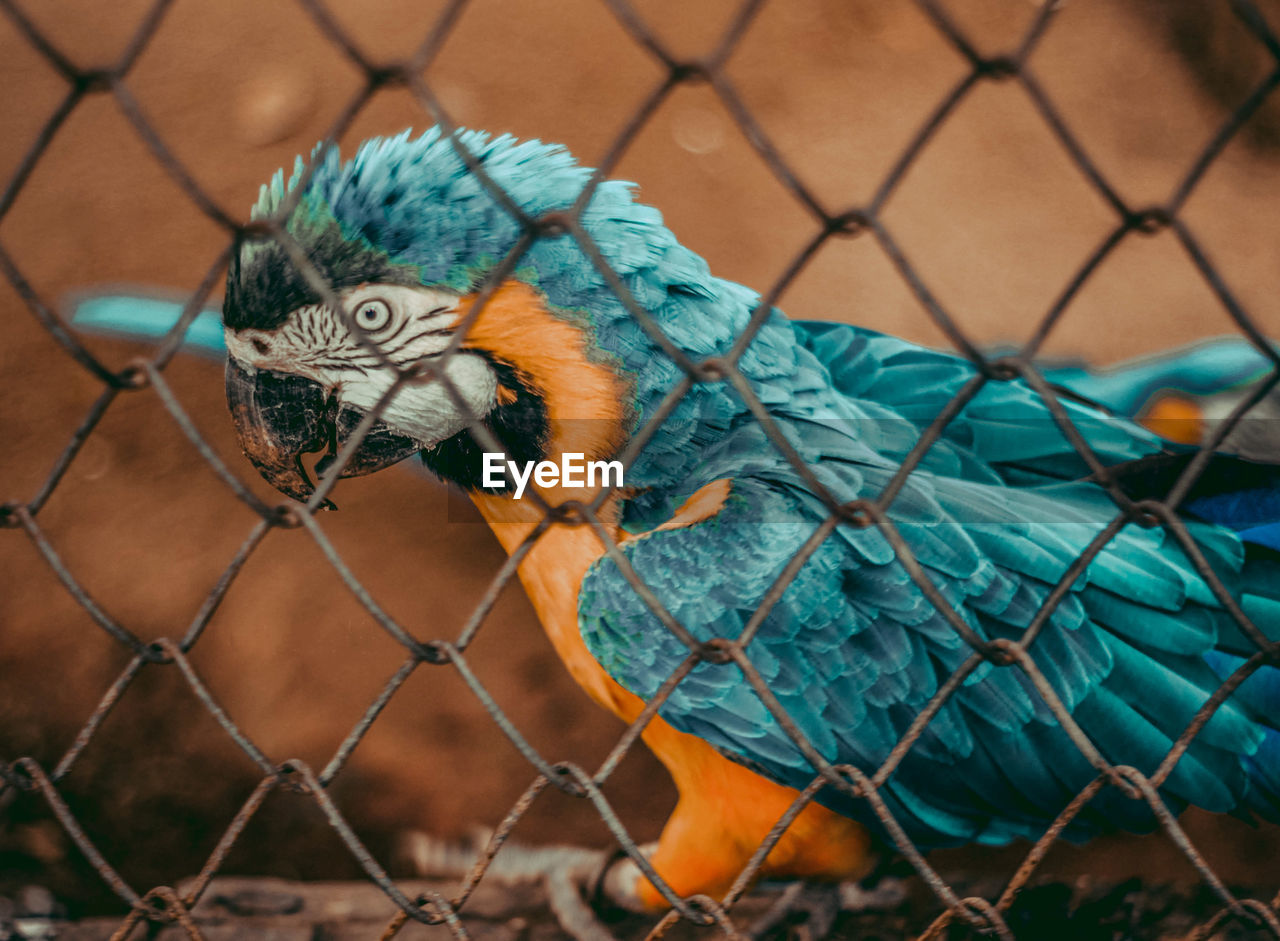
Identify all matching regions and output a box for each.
[1243,729,1280,822]
[1186,481,1280,535]
[69,292,225,357]
[1203,649,1280,823]
[1241,523,1280,554]
[1111,448,1280,558]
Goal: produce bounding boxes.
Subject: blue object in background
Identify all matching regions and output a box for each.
[70,293,226,358]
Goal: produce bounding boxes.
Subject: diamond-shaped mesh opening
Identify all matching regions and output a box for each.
[4,0,1280,938]
[722,0,971,210]
[425,0,661,149]
[125,1,370,184]
[0,95,229,289]
[780,232,961,357]
[1031,0,1252,205]
[1035,228,1257,362]
[878,81,1120,338]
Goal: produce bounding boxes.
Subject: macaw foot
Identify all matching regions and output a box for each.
[398,828,652,941]
[597,846,660,912]
[400,828,906,941]
[746,883,838,941]
[741,878,907,941]
[838,876,908,912]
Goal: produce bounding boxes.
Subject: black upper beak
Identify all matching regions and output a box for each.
[225,356,421,507]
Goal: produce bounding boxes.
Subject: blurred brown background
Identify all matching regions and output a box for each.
[2,0,1280,919]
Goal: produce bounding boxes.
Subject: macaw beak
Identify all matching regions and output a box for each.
[225,356,421,506]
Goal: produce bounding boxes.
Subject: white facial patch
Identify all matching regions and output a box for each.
[224,282,501,449]
[339,350,499,448]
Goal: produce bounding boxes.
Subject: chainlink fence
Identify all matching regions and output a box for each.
[3,0,1280,938]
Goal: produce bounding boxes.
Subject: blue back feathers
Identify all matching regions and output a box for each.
[581,323,1280,846]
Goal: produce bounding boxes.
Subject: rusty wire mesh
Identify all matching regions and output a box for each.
[2,0,1280,938]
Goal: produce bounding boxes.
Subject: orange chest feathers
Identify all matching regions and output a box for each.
[463,279,872,902]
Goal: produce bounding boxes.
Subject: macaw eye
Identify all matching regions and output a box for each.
[352,298,393,334]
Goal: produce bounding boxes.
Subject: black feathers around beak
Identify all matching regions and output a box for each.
[225,357,421,507]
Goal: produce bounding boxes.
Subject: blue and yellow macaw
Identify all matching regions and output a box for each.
[72,128,1280,907]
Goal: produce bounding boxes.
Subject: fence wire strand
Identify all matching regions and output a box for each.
[2,0,1280,938]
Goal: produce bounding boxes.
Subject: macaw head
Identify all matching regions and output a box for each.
[223,130,620,504]
[223,128,786,508]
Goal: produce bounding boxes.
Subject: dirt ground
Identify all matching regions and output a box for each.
[2,0,1279,926]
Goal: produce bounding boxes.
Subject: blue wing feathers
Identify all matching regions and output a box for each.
[581,323,1280,847]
